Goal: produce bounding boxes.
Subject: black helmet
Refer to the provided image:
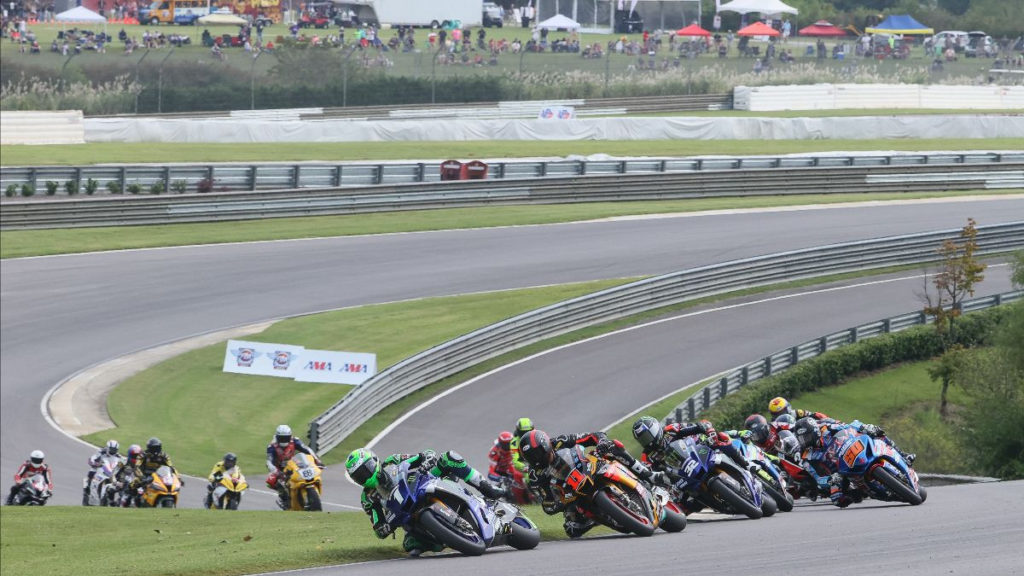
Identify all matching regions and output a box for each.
[519,430,553,468]
[146,437,162,454]
[223,453,237,468]
[744,413,770,445]
[792,418,821,452]
[631,416,663,451]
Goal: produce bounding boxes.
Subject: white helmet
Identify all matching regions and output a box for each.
[275,424,293,446]
[106,439,119,455]
[30,450,45,465]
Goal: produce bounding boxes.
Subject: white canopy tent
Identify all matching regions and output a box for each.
[535,13,582,32]
[54,6,107,32]
[717,0,798,15]
[536,0,703,32]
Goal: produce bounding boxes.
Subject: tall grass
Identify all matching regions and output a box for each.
[1,73,140,115]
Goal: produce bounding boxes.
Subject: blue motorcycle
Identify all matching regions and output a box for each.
[732,438,794,512]
[664,436,769,519]
[380,460,541,556]
[828,423,926,506]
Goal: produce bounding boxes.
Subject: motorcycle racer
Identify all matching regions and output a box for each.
[508,417,535,472]
[6,450,53,505]
[117,444,144,507]
[345,448,506,556]
[83,440,123,505]
[487,430,515,481]
[206,453,239,509]
[266,424,321,510]
[519,429,666,538]
[131,438,178,497]
[768,397,832,422]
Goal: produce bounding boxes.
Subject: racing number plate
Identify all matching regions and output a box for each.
[566,469,587,492]
[300,468,316,480]
[842,441,865,467]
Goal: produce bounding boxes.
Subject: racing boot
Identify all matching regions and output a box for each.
[563,506,597,539]
[275,487,290,511]
[403,533,443,557]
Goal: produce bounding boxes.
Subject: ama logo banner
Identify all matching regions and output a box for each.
[294,350,377,385]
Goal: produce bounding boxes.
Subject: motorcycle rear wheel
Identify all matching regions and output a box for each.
[593,489,656,537]
[659,506,687,533]
[760,480,794,512]
[305,487,322,511]
[419,508,487,556]
[760,494,778,517]
[708,476,762,519]
[872,467,923,505]
[507,516,540,550]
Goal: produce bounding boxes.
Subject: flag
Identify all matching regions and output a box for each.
[629,0,638,15]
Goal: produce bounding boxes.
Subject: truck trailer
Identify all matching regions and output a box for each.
[339,0,483,28]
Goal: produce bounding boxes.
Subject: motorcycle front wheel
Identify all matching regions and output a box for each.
[759,479,794,512]
[659,503,687,533]
[226,493,241,510]
[418,508,487,556]
[593,489,656,536]
[507,515,540,550]
[708,476,762,519]
[871,467,923,505]
[305,487,322,511]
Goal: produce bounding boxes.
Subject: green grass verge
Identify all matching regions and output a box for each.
[787,359,970,475]
[85,278,634,475]
[0,505,595,576]
[3,138,1020,166]
[3,190,1016,259]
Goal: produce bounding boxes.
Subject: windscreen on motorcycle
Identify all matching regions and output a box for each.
[550,446,586,483]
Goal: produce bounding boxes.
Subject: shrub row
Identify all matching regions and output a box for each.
[701,305,1010,429]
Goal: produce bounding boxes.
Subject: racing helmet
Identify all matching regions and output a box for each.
[514,417,534,439]
[29,450,44,466]
[792,417,821,451]
[146,437,162,454]
[774,413,796,430]
[497,431,514,450]
[106,439,120,455]
[631,416,664,451]
[519,430,553,468]
[768,397,796,420]
[346,448,381,489]
[127,444,143,463]
[275,424,293,447]
[223,453,237,469]
[744,413,771,445]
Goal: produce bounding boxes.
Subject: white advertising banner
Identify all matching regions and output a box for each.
[294,350,377,385]
[537,105,576,120]
[223,339,304,378]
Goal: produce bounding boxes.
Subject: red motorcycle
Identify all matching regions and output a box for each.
[488,463,535,505]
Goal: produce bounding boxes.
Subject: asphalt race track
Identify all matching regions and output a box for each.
[252,480,1024,576]
[2,198,1022,520]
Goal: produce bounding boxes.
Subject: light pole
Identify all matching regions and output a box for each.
[250,50,263,110]
[431,42,443,104]
[157,47,175,113]
[134,49,150,114]
[341,44,357,107]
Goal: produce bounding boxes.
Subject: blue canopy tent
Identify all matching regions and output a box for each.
[865,14,933,35]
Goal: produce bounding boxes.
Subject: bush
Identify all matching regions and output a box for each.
[20,184,34,197]
[106,180,123,195]
[702,306,1009,429]
[45,181,58,195]
[84,178,99,195]
[64,179,79,195]
[5,184,17,197]
[126,182,142,195]
[196,178,214,193]
[149,181,165,195]
[171,179,187,194]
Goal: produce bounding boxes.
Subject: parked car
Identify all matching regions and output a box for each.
[932,30,968,52]
[965,31,994,58]
[482,2,502,27]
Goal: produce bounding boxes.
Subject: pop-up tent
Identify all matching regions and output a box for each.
[534,13,581,32]
[798,20,848,37]
[676,23,711,37]
[55,6,106,31]
[718,0,798,16]
[737,21,780,36]
[865,14,933,35]
[198,11,248,25]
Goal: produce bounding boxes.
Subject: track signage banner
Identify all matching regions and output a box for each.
[294,350,377,385]
[223,340,376,385]
[224,340,303,378]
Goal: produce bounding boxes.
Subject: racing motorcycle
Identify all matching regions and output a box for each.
[83,454,124,507]
[284,453,323,511]
[9,474,51,506]
[380,459,541,556]
[826,422,926,506]
[733,438,794,512]
[140,465,182,508]
[489,465,535,505]
[664,436,770,519]
[551,445,686,536]
[206,465,248,510]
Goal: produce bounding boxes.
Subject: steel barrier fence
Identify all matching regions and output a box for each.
[669,290,1022,424]
[3,160,1021,229]
[307,222,1024,453]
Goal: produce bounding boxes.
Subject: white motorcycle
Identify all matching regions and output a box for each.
[83,454,125,506]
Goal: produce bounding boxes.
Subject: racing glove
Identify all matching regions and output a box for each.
[860,424,885,437]
[477,480,507,500]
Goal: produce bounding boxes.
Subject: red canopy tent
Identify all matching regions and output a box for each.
[799,20,848,37]
[737,22,780,37]
[675,24,712,37]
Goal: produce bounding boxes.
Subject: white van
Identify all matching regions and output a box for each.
[932,30,968,51]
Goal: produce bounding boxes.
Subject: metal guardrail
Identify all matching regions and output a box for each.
[668,290,1022,424]
[3,159,1021,229]
[307,222,1024,453]
[2,152,1019,200]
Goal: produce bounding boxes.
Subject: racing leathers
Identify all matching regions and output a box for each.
[527,432,666,538]
[205,460,240,509]
[266,437,320,509]
[131,451,176,495]
[6,460,53,505]
[488,436,515,482]
[84,446,124,503]
[360,450,503,555]
[802,420,911,507]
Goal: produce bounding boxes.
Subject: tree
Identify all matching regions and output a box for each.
[922,218,987,418]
